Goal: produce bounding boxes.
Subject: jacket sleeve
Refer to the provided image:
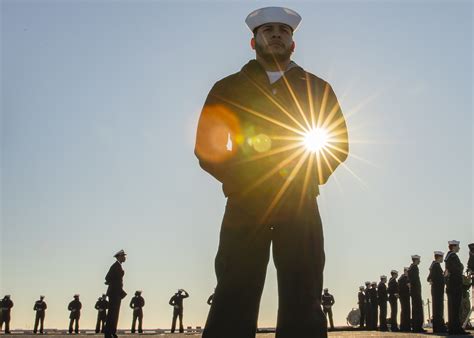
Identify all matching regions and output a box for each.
[194,83,238,183]
[317,84,349,185]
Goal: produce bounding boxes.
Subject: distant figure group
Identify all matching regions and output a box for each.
[356,240,473,335]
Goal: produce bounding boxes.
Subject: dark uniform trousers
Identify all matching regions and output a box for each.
[447,285,462,332]
[0,310,11,333]
[388,296,398,330]
[203,198,326,338]
[399,295,411,331]
[68,317,79,334]
[171,308,184,333]
[95,310,106,333]
[34,311,45,333]
[132,308,143,333]
[431,286,445,332]
[104,297,121,338]
[410,290,423,331]
[379,301,387,330]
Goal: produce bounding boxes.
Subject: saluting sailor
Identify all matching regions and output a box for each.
[195,6,349,338]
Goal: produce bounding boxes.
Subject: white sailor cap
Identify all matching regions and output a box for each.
[371,281,377,285]
[246,7,302,33]
[359,286,365,290]
[74,294,80,298]
[448,240,460,246]
[380,275,387,279]
[411,254,421,260]
[365,281,370,285]
[114,249,126,257]
[434,251,444,256]
[391,270,398,274]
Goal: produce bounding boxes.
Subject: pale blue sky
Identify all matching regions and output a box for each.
[1,0,472,330]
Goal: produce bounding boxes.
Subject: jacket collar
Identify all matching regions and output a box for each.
[241,59,302,85]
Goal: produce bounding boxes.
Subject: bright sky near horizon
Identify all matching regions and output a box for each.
[1,0,472,331]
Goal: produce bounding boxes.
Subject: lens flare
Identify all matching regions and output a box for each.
[304,128,329,153]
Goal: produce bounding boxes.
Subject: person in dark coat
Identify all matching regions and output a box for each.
[364,281,372,330]
[169,289,189,333]
[357,286,365,329]
[387,270,399,332]
[104,249,127,338]
[408,255,426,333]
[195,7,349,338]
[33,295,47,334]
[427,251,447,333]
[369,282,378,330]
[398,267,411,332]
[95,294,108,334]
[445,240,470,335]
[68,294,81,334]
[468,243,474,284]
[321,289,335,330]
[0,295,14,334]
[130,291,145,333]
[377,276,388,331]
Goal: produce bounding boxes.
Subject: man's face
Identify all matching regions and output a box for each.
[117,254,126,263]
[254,23,294,63]
[435,256,443,263]
[453,245,460,253]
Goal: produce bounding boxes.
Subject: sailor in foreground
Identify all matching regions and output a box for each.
[357,286,365,329]
[130,291,145,333]
[369,282,378,330]
[321,289,335,330]
[398,267,411,332]
[377,276,388,331]
[195,6,349,338]
[387,270,399,332]
[104,249,127,338]
[67,294,81,334]
[95,294,108,334]
[33,295,47,334]
[169,289,189,333]
[408,254,426,333]
[364,281,372,330]
[445,240,470,335]
[427,251,447,333]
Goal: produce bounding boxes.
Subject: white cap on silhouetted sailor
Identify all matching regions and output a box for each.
[448,240,460,246]
[359,286,364,290]
[245,7,302,32]
[391,270,398,274]
[411,254,421,260]
[380,275,387,279]
[434,251,444,256]
[74,294,80,298]
[114,249,126,257]
[365,281,370,285]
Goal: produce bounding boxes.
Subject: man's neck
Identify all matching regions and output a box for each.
[256,56,291,72]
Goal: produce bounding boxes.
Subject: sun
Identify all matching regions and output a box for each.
[304,128,329,153]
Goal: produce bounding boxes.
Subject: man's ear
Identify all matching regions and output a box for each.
[290,41,295,52]
[251,38,256,50]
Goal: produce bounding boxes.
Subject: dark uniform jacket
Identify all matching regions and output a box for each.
[427,261,445,288]
[95,299,108,313]
[377,282,388,304]
[68,300,82,319]
[105,261,127,299]
[445,251,463,292]
[387,277,399,300]
[34,300,47,313]
[169,292,189,311]
[408,264,421,294]
[369,287,378,304]
[1,298,13,315]
[130,296,145,310]
[398,275,410,297]
[195,60,349,213]
[321,293,335,309]
[357,291,365,305]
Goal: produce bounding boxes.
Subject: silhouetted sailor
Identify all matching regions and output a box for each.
[468,243,474,283]
[68,294,81,334]
[169,289,189,333]
[364,281,372,330]
[369,282,378,330]
[130,291,145,333]
[0,295,13,334]
[357,286,365,329]
[387,270,399,332]
[95,294,108,334]
[427,251,447,333]
[408,255,426,333]
[445,240,470,335]
[377,276,388,331]
[104,249,127,338]
[33,295,47,334]
[195,6,349,338]
[321,288,335,330]
[398,267,411,332]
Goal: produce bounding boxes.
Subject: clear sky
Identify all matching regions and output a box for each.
[1,0,472,331]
